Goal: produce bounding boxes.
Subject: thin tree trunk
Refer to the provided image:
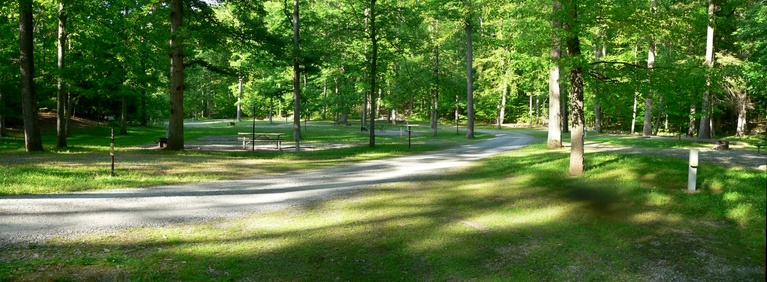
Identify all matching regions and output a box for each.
[688,105,696,136]
[19,0,43,152]
[322,79,327,120]
[431,25,440,136]
[368,0,378,147]
[653,95,664,135]
[293,0,301,150]
[237,76,243,122]
[544,0,562,149]
[699,0,715,139]
[529,94,534,128]
[644,0,657,136]
[56,0,68,148]
[593,40,603,133]
[120,96,128,135]
[464,3,475,139]
[0,79,5,136]
[167,0,185,150]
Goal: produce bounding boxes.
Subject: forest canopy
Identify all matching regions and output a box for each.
[1,0,765,147]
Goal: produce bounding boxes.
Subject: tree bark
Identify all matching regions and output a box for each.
[644,0,657,136]
[368,0,378,147]
[464,1,475,139]
[698,0,715,139]
[120,96,128,135]
[19,0,43,152]
[167,0,185,150]
[293,0,301,150]
[565,0,584,176]
[237,76,243,122]
[0,79,5,137]
[56,0,68,148]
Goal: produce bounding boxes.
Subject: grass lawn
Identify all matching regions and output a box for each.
[1,141,764,281]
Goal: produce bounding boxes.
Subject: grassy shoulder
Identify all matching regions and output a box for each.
[0,120,490,196]
[1,143,764,281]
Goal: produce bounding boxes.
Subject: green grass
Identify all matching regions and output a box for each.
[0,121,489,196]
[1,144,764,281]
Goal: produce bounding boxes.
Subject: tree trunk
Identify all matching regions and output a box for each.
[19,0,43,152]
[368,0,378,147]
[120,96,128,135]
[56,0,68,148]
[293,0,301,150]
[322,79,327,120]
[565,0,584,176]
[699,0,715,139]
[0,81,5,137]
[431,28,440,136]
[631,42,639,134]
[237,76,243,122]
[529,94,533,128]
[167,0,184,150]
[464,5,475,139]
[644,0,657,136]
[593,38,604,134]
[653,95,664,135]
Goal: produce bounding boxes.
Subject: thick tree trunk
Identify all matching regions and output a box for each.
[293,0,301,150]
[464,10,475,139]
[368,0,378,147]
[565,0,584,176]
[699,0,715,139]
[653,95,664,135]
[167,0,184,150]
[735,96,747,138]
[19,0,43,152]
[56,0,68,148]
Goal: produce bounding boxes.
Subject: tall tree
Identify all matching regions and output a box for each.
[698,0,715,139]
[643,0,657,136]
[547,0,563,149]
[56,0,67,148]
[464,0,475,139]
[565,0,584,176]
[19,0,42,152]
[292,0,301,150]
[167,0,185,150]
[368,0,378,147]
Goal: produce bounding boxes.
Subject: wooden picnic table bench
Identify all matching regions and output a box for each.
[238,132,284,150]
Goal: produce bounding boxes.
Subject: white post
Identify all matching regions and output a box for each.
[688,149,699,191]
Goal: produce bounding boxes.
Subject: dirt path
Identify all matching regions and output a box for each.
[0,131,535,245]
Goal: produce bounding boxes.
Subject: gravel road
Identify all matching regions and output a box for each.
[0,130,535,245]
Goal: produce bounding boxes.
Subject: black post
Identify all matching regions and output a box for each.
[110,127,115,176]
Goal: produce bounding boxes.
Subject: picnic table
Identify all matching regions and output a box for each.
[238,132,285,150]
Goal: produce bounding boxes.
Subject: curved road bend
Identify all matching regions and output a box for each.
[0,131,535,245]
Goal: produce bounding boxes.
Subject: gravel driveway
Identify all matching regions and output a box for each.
[0,131,535,245]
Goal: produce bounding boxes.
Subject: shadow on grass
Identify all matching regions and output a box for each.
[2,146,764,281]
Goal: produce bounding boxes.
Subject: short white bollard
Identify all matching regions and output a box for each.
[688,149,699,192]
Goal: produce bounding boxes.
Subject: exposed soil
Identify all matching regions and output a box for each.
[5,112,101,132]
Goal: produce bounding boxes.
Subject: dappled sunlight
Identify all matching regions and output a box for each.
[629,211,684,224]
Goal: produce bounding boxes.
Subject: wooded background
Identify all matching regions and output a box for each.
[1,0,765,151]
